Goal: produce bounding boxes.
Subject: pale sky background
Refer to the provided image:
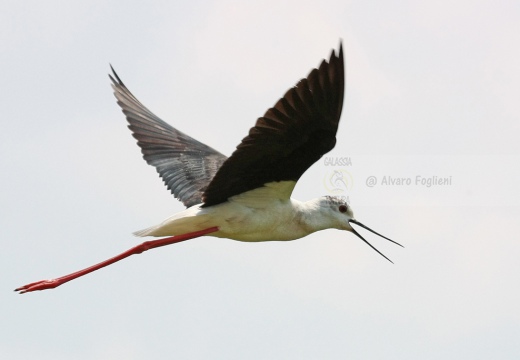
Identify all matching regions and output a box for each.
[2,0,520,359]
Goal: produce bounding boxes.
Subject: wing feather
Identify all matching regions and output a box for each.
[202,44,344,207]
[110,68,227,208]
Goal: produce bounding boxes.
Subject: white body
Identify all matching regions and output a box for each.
[134,181,355,241]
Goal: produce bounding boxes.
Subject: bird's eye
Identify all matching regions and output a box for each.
[338,205,348,213]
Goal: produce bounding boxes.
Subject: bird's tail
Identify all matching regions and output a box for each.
[132,206,213,238]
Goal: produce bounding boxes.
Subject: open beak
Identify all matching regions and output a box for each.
[349,219,403,263]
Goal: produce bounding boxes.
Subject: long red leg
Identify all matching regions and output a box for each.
[15,226,219,294]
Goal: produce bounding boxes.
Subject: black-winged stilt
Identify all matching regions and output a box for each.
[16,43,402,294]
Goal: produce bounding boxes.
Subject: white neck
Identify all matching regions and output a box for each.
[294,198,339,234]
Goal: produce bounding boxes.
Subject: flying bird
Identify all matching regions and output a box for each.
[16,42,402,294]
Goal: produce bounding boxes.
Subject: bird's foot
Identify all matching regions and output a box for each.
[15,279,61,294]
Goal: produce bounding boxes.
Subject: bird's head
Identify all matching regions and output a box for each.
[316,196,403,263]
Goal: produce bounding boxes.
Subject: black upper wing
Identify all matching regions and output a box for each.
[201,43,344,207]
[110,67,227,208]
